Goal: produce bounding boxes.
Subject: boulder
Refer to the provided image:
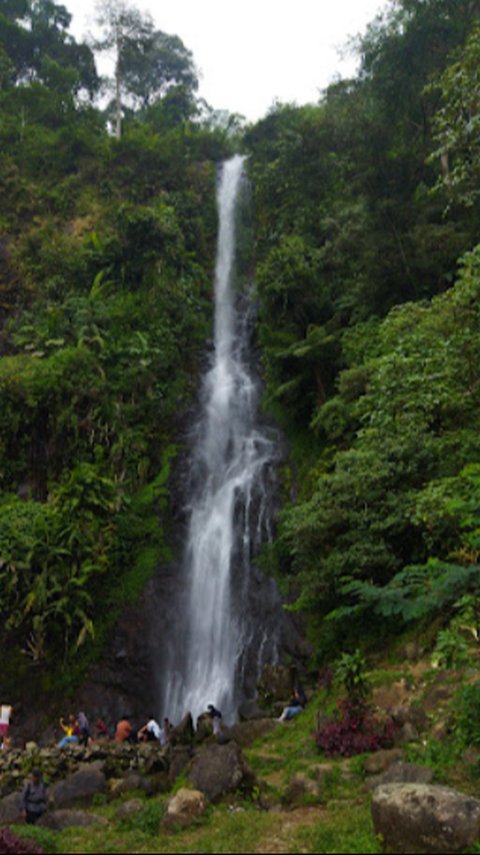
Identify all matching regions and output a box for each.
[282,774,320,806]
[109,773,153,797]
[188,742,256,803]
[163,788,207,829]
[115,799,144,821]
[230,719,276,749]
[257,665,292,706]
[170,713,194,746]
[238,700,264,721]
[0,792,23,826]
[372,783,480,854]
[39,809,109,830]
[367,762,434,792]
[363,750,403,776]
[168,746,192,786]
[49,762,106,807]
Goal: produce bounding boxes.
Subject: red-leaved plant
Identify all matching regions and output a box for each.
[0,828,44,854]
[315,698,396,758]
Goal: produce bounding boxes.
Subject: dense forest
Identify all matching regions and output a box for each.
[2,0,480,699]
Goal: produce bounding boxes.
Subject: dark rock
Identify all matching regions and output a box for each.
[170,713,194,746]
[372,783,480,854]
[50,763,106,807]
[282,774,319,806]
[238,700,264,721]
[188,741,256,803]
[194,717,214,745]
[39,809,109,830]
[109,773,153,798]
[257,665,293,706]
[367,762,434,792]
[230,719,277,749]
[0,792,23,826]
[363,749,404,775]
[168,746,192,785]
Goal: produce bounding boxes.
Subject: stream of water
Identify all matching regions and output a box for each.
[162,156,280,723]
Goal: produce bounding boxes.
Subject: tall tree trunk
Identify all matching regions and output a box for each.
[115,30,121,140]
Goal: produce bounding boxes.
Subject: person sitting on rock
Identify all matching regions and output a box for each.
[21,769,48,825]
[57,714,80,748]
[207,704,223,737]
[95,718,109,742]
[115,716,133,743]
[278,687,307,722]
[137,716,163,743]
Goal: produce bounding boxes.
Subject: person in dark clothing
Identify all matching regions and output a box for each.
[207,704,222,737]
[21,769,48,825]
[278,687,307,722]
[78,711,90,747]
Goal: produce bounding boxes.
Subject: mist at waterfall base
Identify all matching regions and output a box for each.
[160,156,284,725]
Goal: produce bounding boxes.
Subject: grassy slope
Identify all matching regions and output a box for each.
[12,651,480,854]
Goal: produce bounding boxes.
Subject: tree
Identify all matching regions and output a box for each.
[94,0,197,138]
[429,24,480,206]
[121,30,197,110]
[94,0,152,138]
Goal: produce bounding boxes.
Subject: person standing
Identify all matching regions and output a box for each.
[77,711,90,747]
[21,769,48,825]
[0,704,13,749]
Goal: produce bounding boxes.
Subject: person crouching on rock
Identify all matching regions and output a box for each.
[137,717,163,743]
[207,704,222,737]
[21,769,48,825]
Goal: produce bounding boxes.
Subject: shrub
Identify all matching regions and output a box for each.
[431,628,469,669]
[315,698,396,758]
[335,650,371,700]
[455,681,480,747]
[0,829,44,854]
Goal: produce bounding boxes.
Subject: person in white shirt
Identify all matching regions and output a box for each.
[137,717,162,743]
[0,705,13,748]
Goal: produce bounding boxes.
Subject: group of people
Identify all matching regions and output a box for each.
[114,714,173,746]
[2,687,304,757]
[1,701,225,754]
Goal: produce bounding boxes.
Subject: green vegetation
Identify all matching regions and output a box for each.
[0,0,239,694]
[3,0,480,790]
[245,0,480,660]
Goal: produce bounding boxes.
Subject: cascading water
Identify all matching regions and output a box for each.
[162,155,282,724]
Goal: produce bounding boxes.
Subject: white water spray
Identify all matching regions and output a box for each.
[163,156,279,723]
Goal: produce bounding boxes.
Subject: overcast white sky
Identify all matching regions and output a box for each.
[68,0,387,121]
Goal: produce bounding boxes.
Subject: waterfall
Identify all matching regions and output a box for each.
[162,155,281,724]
